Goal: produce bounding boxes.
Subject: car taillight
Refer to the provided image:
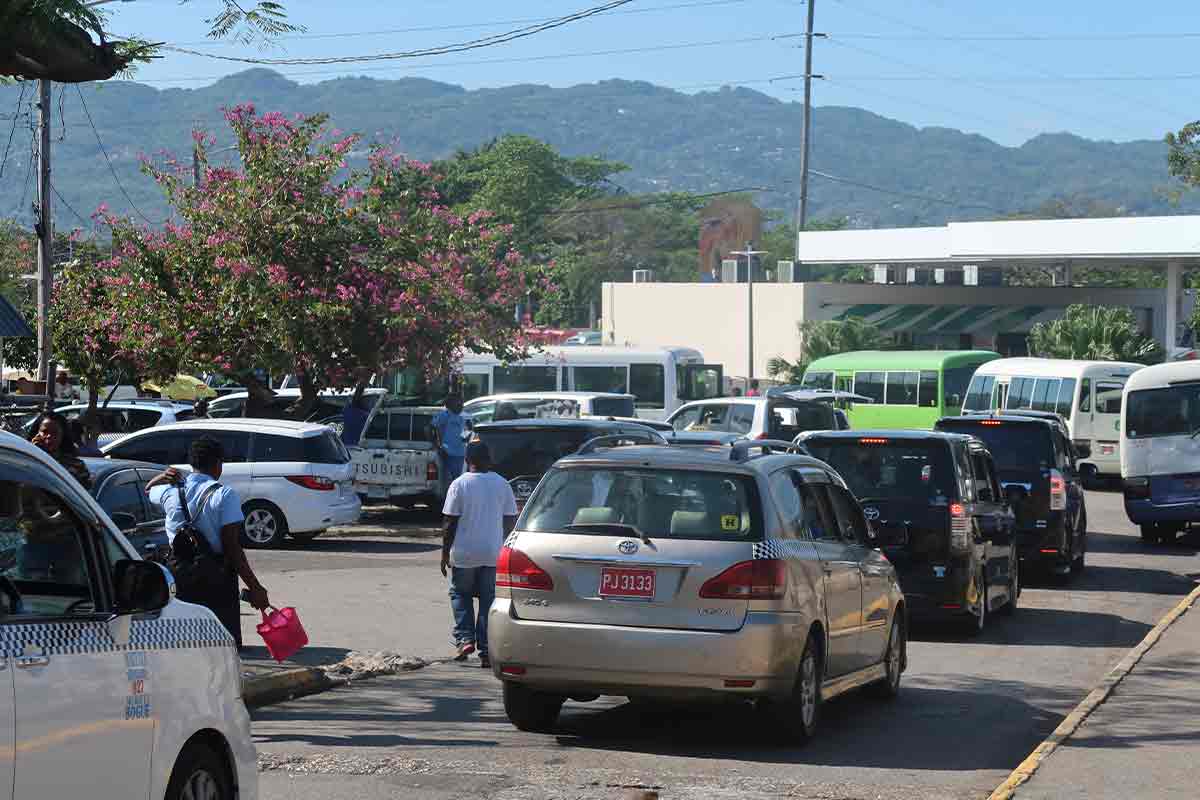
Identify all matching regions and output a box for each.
[949,502,971,552]
[699,559,787,600]
[755,432,769,440]
[496,546,554,591]
[426,462,438,482]
[1050,470,1066,510]
[1124,477,1150,499]
[860,437,888,444]
[286,475,335,491]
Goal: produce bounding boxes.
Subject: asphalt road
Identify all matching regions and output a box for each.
[248,490,1200,800]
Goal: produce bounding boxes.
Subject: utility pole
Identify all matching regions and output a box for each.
[795,0,818,259]
[731,241,767,384]
[36,78,53,386]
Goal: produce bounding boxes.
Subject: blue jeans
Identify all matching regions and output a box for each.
[441,452,465,495]
[449,566,496,655]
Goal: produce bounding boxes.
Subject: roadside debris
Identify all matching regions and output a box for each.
[324,650,428,681]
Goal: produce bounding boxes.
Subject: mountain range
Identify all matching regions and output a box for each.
[0,68,1195,229]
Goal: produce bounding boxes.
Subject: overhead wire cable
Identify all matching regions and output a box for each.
[50,182,89,226]
[75,85,161,225]
[0,82,28,181]
[808,169,1004,212]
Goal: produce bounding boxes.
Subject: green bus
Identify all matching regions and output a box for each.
[800,350,1001,429]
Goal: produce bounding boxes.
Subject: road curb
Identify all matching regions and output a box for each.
[243,667,345,709]
[988,581,1200,800]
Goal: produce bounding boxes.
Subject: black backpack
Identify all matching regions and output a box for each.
[168,483,228,599]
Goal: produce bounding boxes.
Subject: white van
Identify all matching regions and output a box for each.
[962,358,1143,479]
[463,391,636,422]
[1120,361,1200,542]
[456,346,723,421]
[0,432,256,800]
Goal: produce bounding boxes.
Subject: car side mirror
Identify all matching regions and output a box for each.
[109,511,136,530]
[112,559,170,615]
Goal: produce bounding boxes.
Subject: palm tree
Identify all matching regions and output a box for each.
[768,318,888,383]
[1027,305,1161,364]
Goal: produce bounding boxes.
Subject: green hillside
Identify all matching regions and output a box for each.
[0,69,1194,227]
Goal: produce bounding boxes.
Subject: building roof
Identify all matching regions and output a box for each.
[0,294,33,338]
[797,215,1200,267]
[805,350,1000,370]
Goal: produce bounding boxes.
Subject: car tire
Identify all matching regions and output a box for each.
[868,616,904,699]
[503,681,565,733]
[761,631,822,743]
[241,501,288,549]
[165,740,233,800]
[965,570,987,636]
[1000,556,1018,616]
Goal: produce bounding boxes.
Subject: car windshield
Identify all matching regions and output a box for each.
[937,420,1053,471]
[473,426,602,480]
[522,467,761,541]
[1126,384,1200,439]
[804,439,955,501]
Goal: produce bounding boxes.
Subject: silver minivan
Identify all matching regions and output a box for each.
[489,440,907,742]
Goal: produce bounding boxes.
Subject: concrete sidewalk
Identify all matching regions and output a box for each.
[1015,591,1200,799]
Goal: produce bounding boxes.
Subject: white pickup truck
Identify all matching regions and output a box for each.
[350,405,447,508]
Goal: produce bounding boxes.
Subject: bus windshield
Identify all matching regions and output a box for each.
[1126,384,1200,439]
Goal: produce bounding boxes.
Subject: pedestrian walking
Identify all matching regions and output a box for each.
[340,372,372,447]
[145,436,269,648]
[29,410,91,490]
[440,441,517,668]
[431,393,468,487]
[747,379,761,397]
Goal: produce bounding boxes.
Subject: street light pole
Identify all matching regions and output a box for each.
[731,241,768,385]
[36,79,53,385]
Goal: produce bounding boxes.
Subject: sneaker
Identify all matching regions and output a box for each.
[454,641,476,661]
[479,653,491,669]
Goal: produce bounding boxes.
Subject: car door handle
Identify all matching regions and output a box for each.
[15,655,49,669]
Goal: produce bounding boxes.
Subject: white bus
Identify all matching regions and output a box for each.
[455,346,723,421]
[1121,361,1200,543]
[962,357,1143,479]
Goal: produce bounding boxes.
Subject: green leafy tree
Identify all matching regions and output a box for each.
[1168,121,1200,188]
[767,318,889,383]
[1027,305,1161,364]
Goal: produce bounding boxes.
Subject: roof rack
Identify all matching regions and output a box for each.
[730,439,808,462]
[575,430,668,456]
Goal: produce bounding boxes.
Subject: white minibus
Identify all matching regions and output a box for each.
[455,346,723,421]
[1121,361,1200,543]
[962,358,1143,480]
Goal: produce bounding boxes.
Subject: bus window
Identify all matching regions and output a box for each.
[801,371,834,390]
[918,370,939,408]
[494,366,558,393]
[942,366,977,409]
[1056,378,1076,417]
[964,374,995,412]
[1032,378,1060,412]
[572,366,627,394]
[884,371,918,405]
[854,372,885,404]
[1008,376,1034,409]
[678,364,722,401]
[630,364,666,409]
[1079,378,1092,413]
[1096,381,1124,414]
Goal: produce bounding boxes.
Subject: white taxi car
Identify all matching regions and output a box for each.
[0,431,256,800]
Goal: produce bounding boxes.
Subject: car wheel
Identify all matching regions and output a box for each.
[761,631,822,743]
[165,741,233,800]
[965,569,986,635]
[1000,556,1018,616]
[502,681,565,733]
[868,616,904,699]
[241,501,288,549]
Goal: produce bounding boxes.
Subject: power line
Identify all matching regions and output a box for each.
[18,128,35,217]
[50,181,89,226]
[0,82,28,181]
[75,85,160,226]
[809,169,1003,212]
[163,0,751,46]
[832,31,1200,42]
[147,33,803,84]
[163,0,639,66]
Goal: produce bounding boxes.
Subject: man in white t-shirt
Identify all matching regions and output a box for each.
[441,441,518,668]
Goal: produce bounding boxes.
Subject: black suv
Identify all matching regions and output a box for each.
[935,413,1088,579]
[470,418,664,510]
[798,430,1018,633]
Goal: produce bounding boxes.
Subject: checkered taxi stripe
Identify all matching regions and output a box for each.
[0,617,233,658]
[752,539,812,561]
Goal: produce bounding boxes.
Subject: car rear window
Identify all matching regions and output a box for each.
[936,420,1053,471]
[472,426,601,480]
[804,438,956,502]
[523,467,761,541]
[253,431,349,464]
[590,397,635,417]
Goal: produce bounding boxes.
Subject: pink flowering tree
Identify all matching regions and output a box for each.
[96,105,536,416]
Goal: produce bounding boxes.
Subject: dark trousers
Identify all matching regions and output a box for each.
[178,566,242,648]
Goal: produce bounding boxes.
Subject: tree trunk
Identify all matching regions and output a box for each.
[290,371,318,421]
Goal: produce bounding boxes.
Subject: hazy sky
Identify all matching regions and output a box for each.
[98,0,1200,146]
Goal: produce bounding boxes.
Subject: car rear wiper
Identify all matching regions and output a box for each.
[565,522,652,545]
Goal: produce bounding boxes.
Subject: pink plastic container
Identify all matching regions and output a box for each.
[256,606,309,662]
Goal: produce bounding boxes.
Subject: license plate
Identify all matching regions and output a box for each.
[367,485,389,499]
[599,568,655,600]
